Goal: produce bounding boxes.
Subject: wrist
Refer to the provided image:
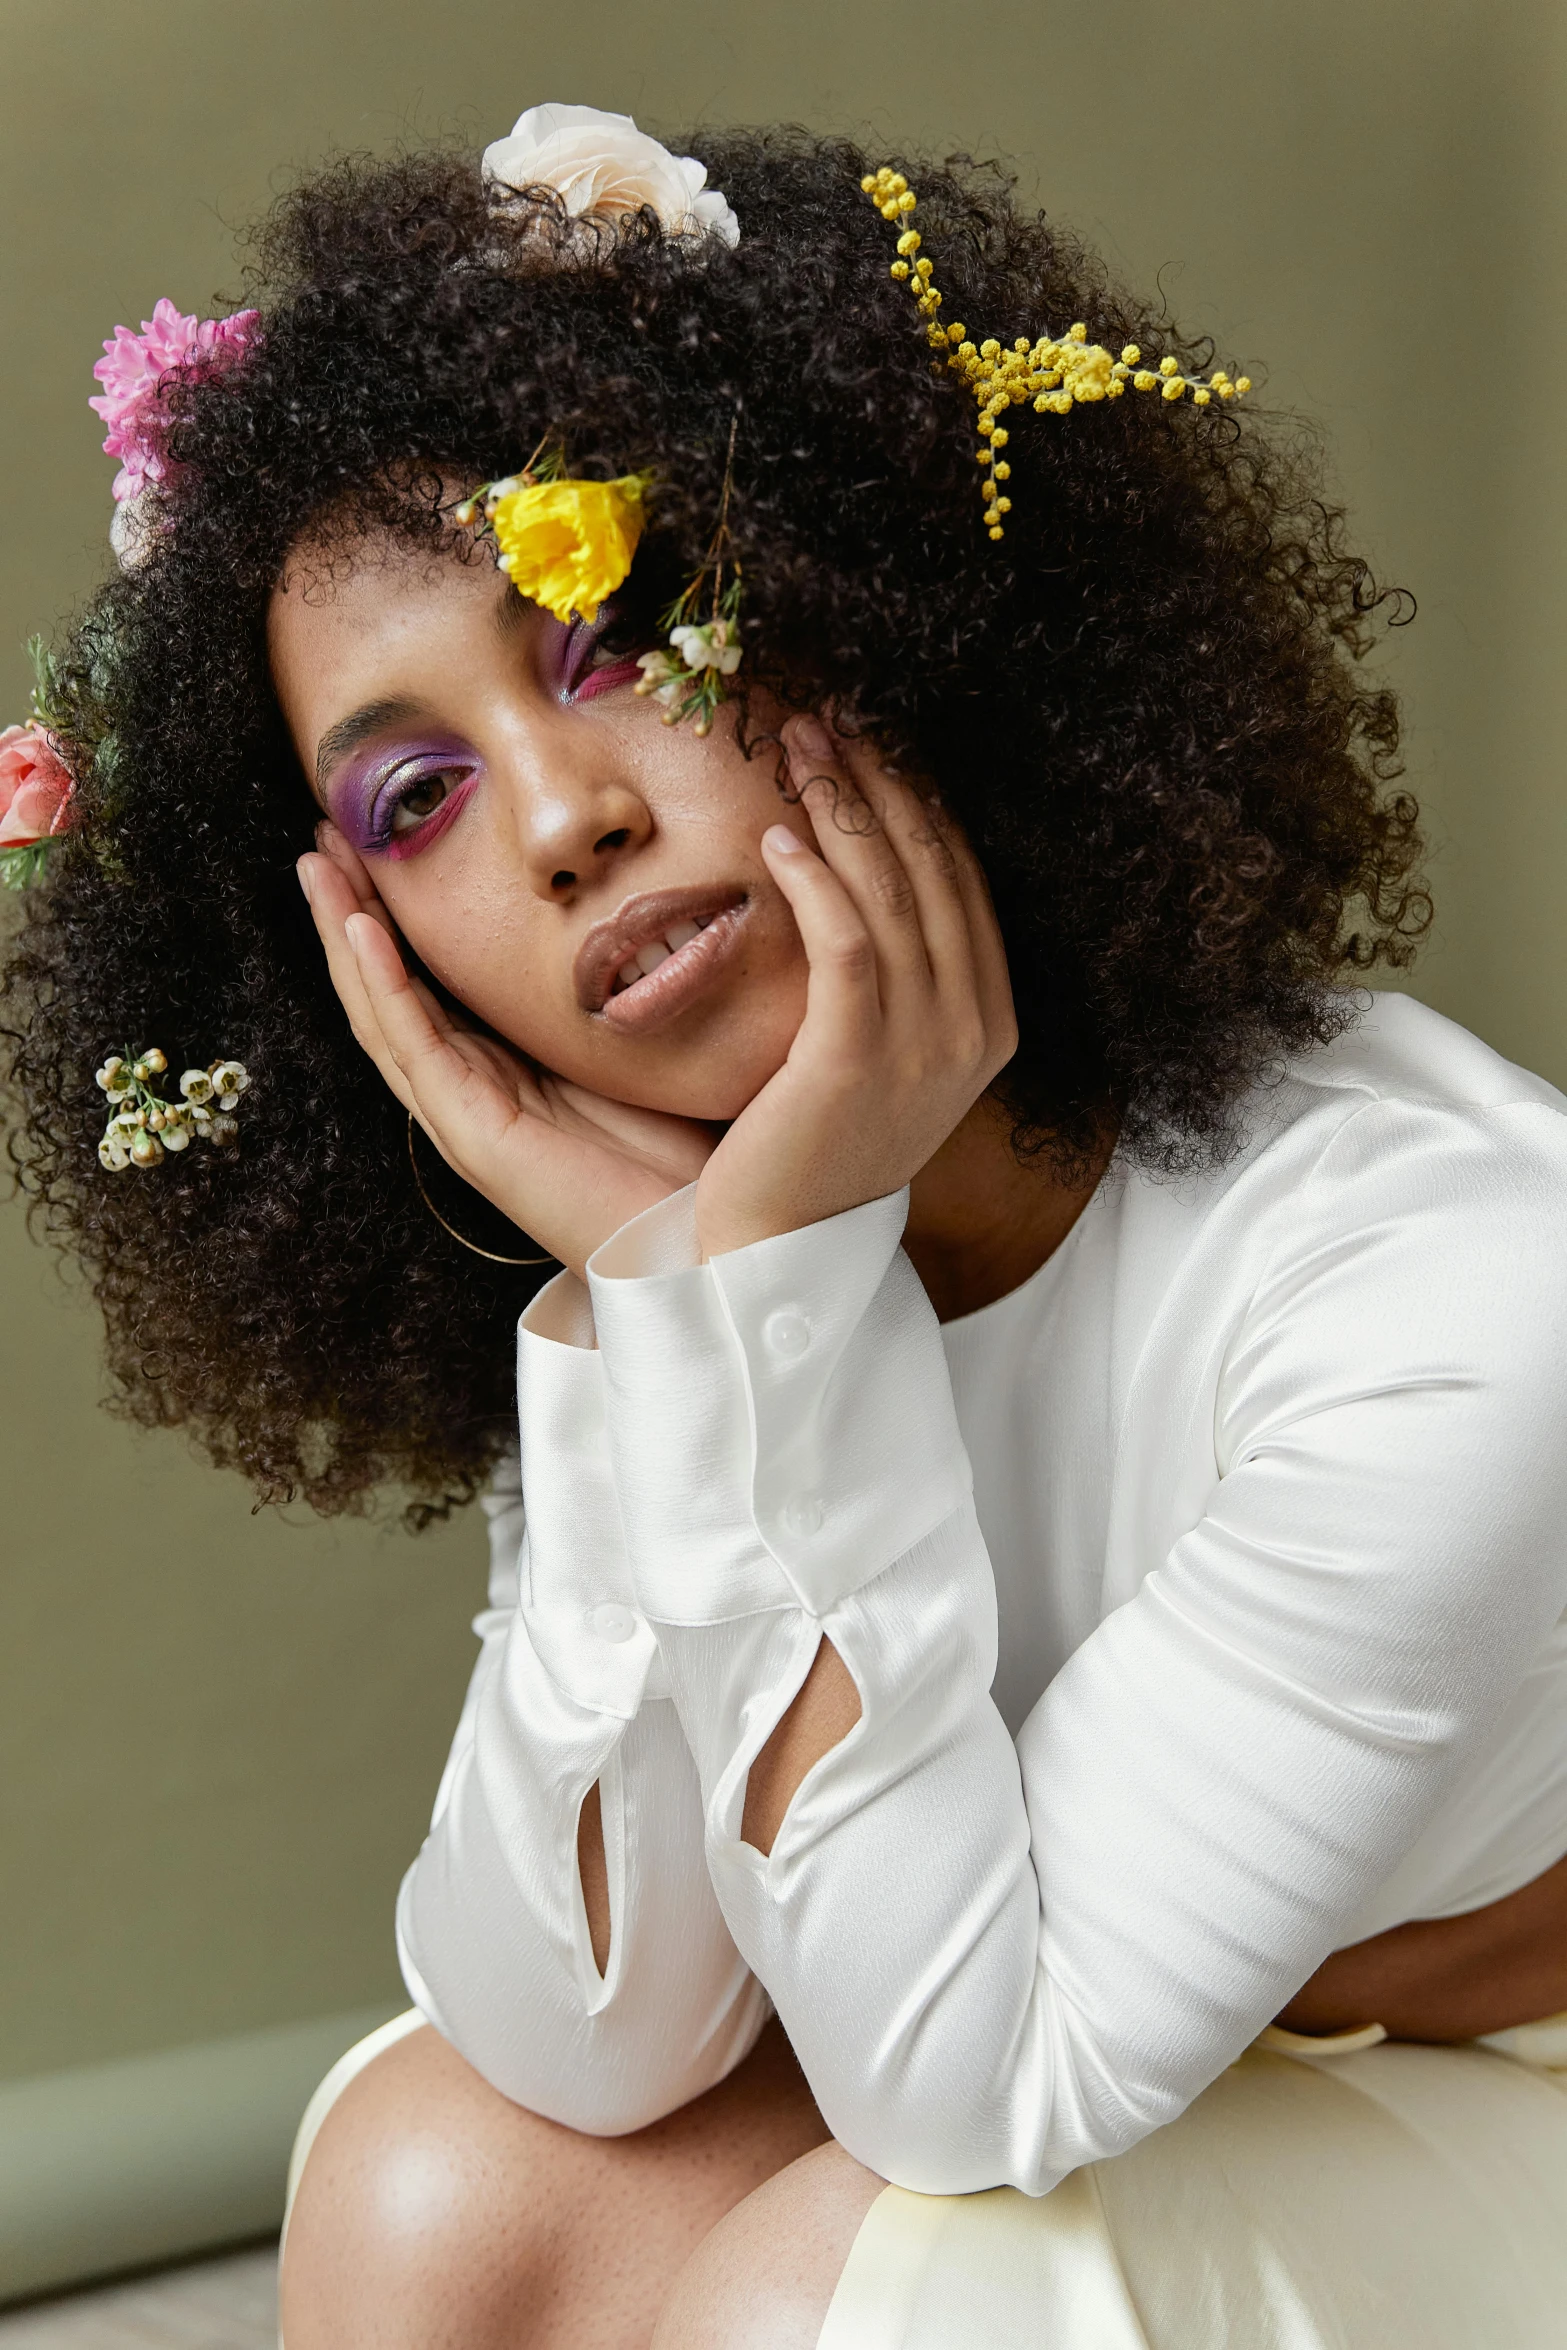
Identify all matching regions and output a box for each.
[695,1180,881,1264]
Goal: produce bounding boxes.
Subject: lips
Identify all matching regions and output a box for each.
[574,884,749,1016]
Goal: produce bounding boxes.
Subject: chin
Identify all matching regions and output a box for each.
[608,1030,793,1125]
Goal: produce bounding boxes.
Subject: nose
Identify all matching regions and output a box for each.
[503,744,653,902]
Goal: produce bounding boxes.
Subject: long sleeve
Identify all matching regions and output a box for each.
[395,1272,770,2134]
[582,1095,1567,2195]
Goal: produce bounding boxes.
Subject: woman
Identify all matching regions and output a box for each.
[4,104,1566,2350]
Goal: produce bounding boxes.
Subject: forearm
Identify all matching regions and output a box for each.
[576,1642,862,1941]
[401,1688,770,2134]
[578,1781,610,1975]
[741,1639,862,1856]
[1278,1847,1567,2042]
[584,1161,1567,2192]
[406,1278,770,2130]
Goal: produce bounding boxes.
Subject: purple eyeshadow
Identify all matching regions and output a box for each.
[327,736,480,857]
[317,616,649,861]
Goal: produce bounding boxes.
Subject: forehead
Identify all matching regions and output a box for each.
[270,527,509,646]
[267,529,521,720]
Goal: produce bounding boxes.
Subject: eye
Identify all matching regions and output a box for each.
[592,595,649,660]
[386,763,472,836]
[560,593,660,697]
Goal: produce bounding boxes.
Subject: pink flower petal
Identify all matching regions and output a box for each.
[86,302,260,499]
[0,775,66,847]
[0,726,73,839]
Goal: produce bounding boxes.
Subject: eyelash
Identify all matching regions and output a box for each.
[351,604,651,854]
[368,760,477,855]
[563,617,616,694]
[561,598,655,697]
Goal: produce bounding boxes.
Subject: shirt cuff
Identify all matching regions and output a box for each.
[514,1270,662,1714]
[585,1186,972,1624]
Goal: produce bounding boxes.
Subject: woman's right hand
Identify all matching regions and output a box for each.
[297,830,719,1282]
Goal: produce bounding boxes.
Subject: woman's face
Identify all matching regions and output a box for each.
[268,532,813,1121]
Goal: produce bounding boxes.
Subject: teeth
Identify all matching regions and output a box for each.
[607,910,732,999]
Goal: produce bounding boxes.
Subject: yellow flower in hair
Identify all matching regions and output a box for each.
[489,476,648,625]
[864,167,1250,541]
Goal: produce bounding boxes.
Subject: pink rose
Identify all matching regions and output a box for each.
[0,725,75,848]
[89,300,260,504]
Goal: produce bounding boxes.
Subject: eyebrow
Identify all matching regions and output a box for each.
[492,578,530,639]
[314,697,425,793]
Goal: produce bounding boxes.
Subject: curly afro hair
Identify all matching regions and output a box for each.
[0,127,1429,1522]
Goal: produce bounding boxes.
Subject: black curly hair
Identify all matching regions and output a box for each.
[0,127,1429,1522]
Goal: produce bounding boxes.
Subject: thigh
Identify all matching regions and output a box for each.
[817,2043,1567,2350]
[281,2013,831,2350]
[651,2140,886,2350]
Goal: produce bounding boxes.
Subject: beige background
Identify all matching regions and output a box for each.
[1,0,1563,2082]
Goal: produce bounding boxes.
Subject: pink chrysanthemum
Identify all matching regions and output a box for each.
[88,299,260,503]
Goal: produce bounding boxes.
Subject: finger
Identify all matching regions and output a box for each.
[342,918,603,1266]
[834,740,983,1009]
[315,827,401,936]
[932,811,1016,1050]
[297,852,417,1096]
[345,913,525,1171]
[782,717,932,994]
[758,826,883,1060]
[832,738,1015,1056]
[302,844,482,1066]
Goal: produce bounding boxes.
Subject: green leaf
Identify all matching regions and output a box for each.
[26,634,63,730]
[0,842,51,891]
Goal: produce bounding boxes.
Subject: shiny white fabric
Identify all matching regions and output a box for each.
[396,993,1567,2195]
[816,2038,1567,2349]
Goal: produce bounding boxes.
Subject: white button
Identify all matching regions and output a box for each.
[588,1603,639,1644]
[781,1494,824,1537]
[763,1307,811,1360]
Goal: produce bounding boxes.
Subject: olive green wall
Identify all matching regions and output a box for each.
[2,0,1564,2084]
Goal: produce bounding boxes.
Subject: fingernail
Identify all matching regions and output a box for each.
[763,823,806,855]
[789,715,834,763]
[345,913,369,954]
[296,857,315,904]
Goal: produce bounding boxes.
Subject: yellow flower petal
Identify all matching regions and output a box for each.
[489,475,648,625]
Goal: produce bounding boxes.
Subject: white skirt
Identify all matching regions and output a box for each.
[283,2012,1567,2349]
[818,2018,1567,2349]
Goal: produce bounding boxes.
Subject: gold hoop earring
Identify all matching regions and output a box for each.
[407,1111,553,1266]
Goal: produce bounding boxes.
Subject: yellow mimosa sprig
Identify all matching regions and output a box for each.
[862,166,1251,539]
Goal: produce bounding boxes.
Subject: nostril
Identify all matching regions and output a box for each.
[595,828,631,854]
[551,869,576,891]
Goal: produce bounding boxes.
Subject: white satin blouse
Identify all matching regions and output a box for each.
[396,992,1567,2196]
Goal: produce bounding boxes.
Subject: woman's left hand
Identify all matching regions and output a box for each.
[694,716,1018,1260]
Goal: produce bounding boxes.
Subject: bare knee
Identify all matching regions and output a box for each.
[650,2141,885,2350]
[281,2015,832,2350]
[280,2023,562,2350]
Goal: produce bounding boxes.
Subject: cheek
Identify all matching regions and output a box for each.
[374,871,573,1062]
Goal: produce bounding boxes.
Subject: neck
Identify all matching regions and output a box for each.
[904,1093,1113,1324]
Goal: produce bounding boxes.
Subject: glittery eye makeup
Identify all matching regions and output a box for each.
[315,601,653,859]
[550,606,650,705]
[328,738,481,861]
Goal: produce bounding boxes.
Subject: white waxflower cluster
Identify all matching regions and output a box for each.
[95,1048,250,1170]
[635,613,743,738]
[668,619,744,675]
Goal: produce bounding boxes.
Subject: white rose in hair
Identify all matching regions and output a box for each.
[483,103,740,247]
